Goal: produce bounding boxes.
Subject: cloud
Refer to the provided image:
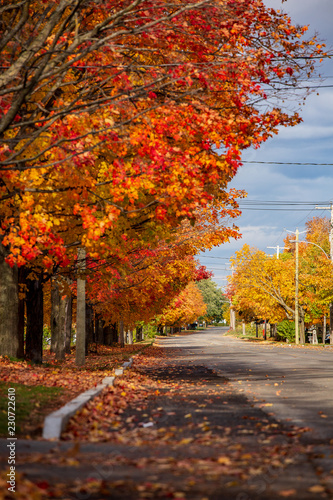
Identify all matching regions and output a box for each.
[200,0,333,281]
[264,0,333,41]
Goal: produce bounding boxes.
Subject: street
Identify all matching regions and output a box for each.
[2,330,333,499]
[157,327,333,440]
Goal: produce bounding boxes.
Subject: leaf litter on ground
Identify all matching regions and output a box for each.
[2,345,331,499]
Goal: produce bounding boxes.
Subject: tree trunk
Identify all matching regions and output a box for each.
[229,306,236,330]
[323,315,327,344]
[118,320,125,348]
[95,316,103,344]
[330,303,333,345]
[17,267,25,358]
[51,278,72,361]
[242,322,246,335]
[76,248,86,366]
[17,295,25,358]
[127,329,133,344]
[26,276,43,363]
[56,294,70,361]
[299,307,305,344]
[50,278,60,354]
[0,243,19,357]
[85,301,94,354]
[64,292,72,354]
[111,322,118,343]
[136,325,143,342]
[103,323,113,345]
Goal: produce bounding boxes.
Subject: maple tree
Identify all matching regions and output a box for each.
[0,0,325,265]
[227,217,333,343]
[155,281,207,328]
[83,218,216,334]
[227,244,294,325]
[0,0,326,359]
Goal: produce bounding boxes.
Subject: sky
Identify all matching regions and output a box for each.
[199,0,333,289]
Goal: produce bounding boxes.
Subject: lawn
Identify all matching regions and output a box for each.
[0,381,63,437]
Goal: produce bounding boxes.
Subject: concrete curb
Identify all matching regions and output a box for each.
[42,357,133,440]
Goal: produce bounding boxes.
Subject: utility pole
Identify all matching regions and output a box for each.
[315,204,333,345]
[267,245,288,259]
[295,229,299,345]
[227,267,236,330]
[287,228,307,344]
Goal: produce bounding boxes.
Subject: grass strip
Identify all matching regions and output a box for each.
[0,381,63,436]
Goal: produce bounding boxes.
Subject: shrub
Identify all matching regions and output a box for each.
[277,320,295,342]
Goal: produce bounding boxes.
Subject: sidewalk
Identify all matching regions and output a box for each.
[0,344,331,499]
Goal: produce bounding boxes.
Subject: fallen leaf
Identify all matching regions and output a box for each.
[308,485,325,493]
[279,489,297,497]
[217,456,232,465]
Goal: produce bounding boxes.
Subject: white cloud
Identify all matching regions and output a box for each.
[200,0,333,281]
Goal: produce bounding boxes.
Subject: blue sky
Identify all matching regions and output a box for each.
[199,0,333,289]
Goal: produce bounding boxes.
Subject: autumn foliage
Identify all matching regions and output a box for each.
[0,0,326,359]
[227,217,333,342]
[0,0,324,267]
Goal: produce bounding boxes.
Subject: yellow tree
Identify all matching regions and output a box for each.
[156,282,207,328]
[84,212,226,332]
[228,245,295,325]
[229,218,333,343]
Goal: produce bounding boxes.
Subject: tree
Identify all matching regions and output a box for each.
[196,278,226,323]
[156,282,207,328]
[228,218,333,343]
[227,245,299,331]
[0,0,326,357]
[0,0,325,267]
[0,239,18,356]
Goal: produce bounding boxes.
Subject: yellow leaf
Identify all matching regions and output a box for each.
[308,485,325,493]
[67,458,79,467]
[217,456,232,465]
[179,438,193,445]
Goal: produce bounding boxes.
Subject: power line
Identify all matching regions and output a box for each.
[238,200,329,205]
[236,200,332,211]
[237,203,331,211]
[203,267,230,270]
[241,161,333,166]
[199,256,230,260]
[238,208,324,211]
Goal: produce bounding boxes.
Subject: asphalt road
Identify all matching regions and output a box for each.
[2,329,333,499]
[157,327,333,441]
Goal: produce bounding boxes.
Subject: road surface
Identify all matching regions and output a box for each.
[157,327,333,440]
